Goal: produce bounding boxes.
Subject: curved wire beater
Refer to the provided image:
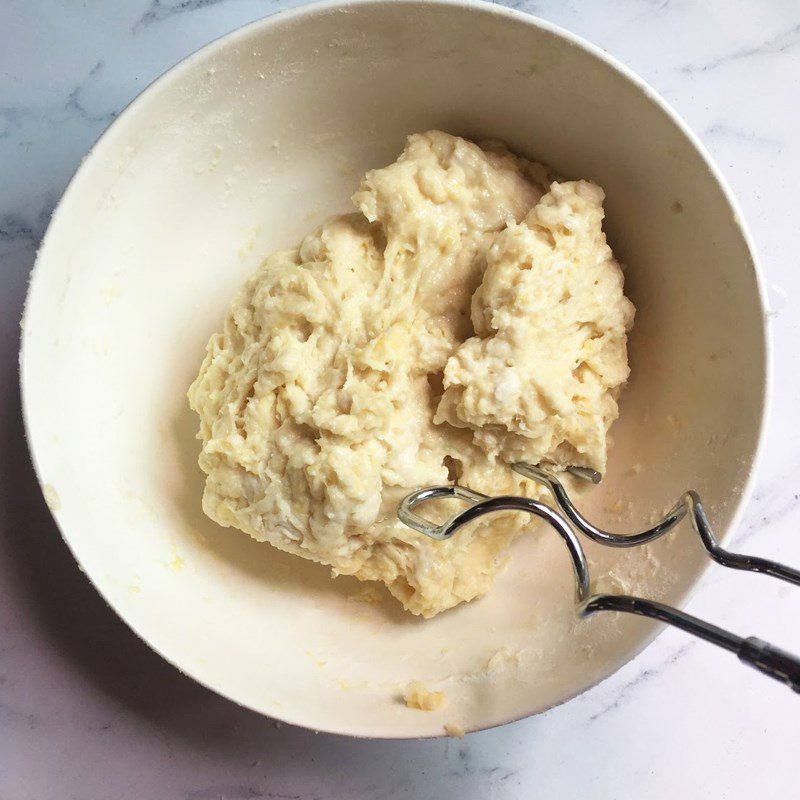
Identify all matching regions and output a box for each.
[397,480,800,692]
[398,485,590,604]
[512,462,686,547]
[684,490,800,585]
[513,462,800,587]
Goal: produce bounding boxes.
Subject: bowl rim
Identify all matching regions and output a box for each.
[19,0,772,739]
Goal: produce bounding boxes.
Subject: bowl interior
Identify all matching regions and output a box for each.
[21,0,766,737]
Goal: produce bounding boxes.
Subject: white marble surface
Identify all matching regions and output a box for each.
[2,0,800,797]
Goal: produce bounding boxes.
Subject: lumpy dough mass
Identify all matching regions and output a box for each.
[188,131,635,617]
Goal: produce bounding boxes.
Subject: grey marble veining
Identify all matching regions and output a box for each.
[1,0,799,797]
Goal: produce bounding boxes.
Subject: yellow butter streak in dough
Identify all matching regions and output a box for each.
[188,131,634,617]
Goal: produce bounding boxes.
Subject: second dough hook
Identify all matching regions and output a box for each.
[398,463,800,694]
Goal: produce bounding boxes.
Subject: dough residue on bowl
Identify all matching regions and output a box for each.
[188,130,635,617]
[403,681,447,711]
[444,722,466,738]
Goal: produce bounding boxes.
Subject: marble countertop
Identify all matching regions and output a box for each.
[2,0,799,797]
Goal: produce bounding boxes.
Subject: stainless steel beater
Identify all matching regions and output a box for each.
[398,463,800,693]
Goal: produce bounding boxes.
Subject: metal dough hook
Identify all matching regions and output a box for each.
[398,465,800,694]
[514,462,800,585]
[398,484,590,603]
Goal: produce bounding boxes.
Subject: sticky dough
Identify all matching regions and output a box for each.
[188,131,635,617]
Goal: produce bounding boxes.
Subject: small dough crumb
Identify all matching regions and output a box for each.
[444,722,465,738]
[404,681,446,711]
[606,497,633,515]
[486,647,521,674]
[305,650,327,668]
[42,484,61,511]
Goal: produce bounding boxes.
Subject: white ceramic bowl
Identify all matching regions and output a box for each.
[21,0,769,738]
